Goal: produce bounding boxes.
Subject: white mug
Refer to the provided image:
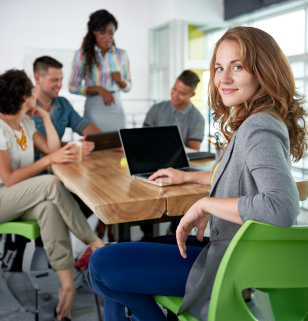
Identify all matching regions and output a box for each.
[67,141,82,162]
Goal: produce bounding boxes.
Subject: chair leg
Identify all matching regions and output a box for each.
[82,269,104,321]
[94,293,103,321]
[35,289,39,321]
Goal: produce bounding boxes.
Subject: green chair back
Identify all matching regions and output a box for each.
[154,220,308,321]
[0,220,40,240]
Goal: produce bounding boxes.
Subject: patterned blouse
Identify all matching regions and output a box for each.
[68,45,132,96]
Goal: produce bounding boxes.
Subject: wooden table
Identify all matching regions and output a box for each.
[52,149,308,241]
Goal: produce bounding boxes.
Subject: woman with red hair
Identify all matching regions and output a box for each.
[89,26,308,321]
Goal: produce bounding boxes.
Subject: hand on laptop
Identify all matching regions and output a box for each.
[149,168,187,185]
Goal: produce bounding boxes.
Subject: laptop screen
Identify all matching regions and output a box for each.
[119,126,190,175]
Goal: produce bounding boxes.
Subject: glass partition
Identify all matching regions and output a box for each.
[150,69,170,102]
[253,9,305,56]
[188,25,205,60]
[150,26,170,65]
[290,61,305,79]
[150,24,170,102]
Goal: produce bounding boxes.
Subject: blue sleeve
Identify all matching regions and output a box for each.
[67,102,91,135]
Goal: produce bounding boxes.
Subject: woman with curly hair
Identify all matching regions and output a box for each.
[0,69,105,321]
[89,26,308,320]
[68,9,132,132]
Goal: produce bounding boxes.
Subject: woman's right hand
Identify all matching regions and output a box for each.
[48,144,80,163]
[176,199,210,258]
[148,167,188,185]
[98,88,115,106]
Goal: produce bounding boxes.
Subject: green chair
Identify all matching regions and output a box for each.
[0,220,40,240]
[0,220,103,321]
[154,220,308,321]
[0,220,59,321]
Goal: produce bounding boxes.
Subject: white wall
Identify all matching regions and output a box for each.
[0,0,149,100]
[0,0,224,125]
[148,0,224,28]
[148,0,176,28]
[174,0,224,23]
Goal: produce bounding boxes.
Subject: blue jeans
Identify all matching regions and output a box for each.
[89,242,203,321]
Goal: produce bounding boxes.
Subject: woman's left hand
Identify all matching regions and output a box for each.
[27,105,48,120]
[176,199,210,259]
[110,71,122,83]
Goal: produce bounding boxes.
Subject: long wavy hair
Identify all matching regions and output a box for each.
[81,10,118,75]
[209,26,308,162]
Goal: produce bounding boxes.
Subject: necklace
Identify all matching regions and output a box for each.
[0,116,27,151]
[14,126,27,151]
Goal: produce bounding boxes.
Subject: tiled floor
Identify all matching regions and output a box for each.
[1,209,308,321]
[1,270,103,321]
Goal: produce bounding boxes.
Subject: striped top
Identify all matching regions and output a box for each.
[68,45,132,96]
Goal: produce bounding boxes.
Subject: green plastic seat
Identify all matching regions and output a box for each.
[0,220,40,240]
[154,220,308,321]
[0,220,41,321]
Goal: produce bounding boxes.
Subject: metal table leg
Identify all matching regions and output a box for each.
[115,223,131,242]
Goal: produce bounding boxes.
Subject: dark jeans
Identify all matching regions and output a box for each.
[89,242,204,321]
[152,234,209,247]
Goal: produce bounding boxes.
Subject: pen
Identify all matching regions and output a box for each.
[208,137,217,150]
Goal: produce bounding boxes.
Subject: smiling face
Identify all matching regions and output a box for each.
[35,67,63,99]
[93,23,116,51]
[170,79,195,110]
[214,40,260,111]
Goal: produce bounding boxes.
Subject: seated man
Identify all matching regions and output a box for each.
[141,70,205,240]
[33,56,113,243]
[144,70,205,151]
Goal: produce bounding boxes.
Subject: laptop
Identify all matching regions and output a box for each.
[86,131,122,151]
[119,126,203,186]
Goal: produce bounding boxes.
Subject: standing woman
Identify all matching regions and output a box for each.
[68,9,132,132]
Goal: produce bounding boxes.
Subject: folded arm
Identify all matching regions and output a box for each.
[30,108,60,154]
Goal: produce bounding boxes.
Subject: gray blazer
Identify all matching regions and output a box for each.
[178,113,300,320]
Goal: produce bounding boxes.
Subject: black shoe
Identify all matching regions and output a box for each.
[108,233,115,242]
[140,234,153,242]
[54,305,71,321]
[96,232,104,240]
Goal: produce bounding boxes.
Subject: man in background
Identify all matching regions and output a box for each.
[33,56,101,155]
[141,70,205,240]
[33,56,113,242]
[144,69,205,151]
